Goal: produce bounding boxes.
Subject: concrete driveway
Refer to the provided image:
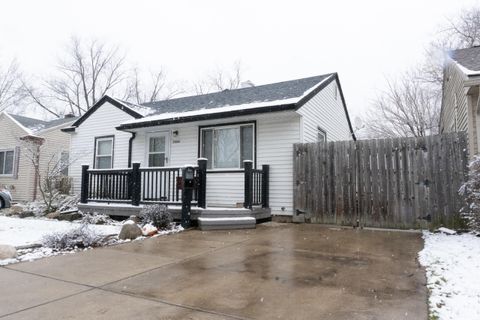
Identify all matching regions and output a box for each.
[0,223,427,319]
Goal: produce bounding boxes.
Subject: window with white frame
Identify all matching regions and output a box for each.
[94,136,114,169]
[148,135,167,167]
[200,123,254,170]
[0,150,14,175]
[317,126,327,142]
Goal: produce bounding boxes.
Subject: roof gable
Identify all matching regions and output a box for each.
[65,95,144,131]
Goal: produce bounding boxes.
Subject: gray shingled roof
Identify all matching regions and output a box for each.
[140,74,333,115]
[9,114,78,133]
[450,46,480,72]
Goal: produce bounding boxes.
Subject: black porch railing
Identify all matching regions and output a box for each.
[243,161,269,209]
[80,159,207,208]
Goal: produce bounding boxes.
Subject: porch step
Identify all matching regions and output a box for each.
[197,217,256,231]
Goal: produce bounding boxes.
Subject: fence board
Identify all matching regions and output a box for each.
[293,133,468,229]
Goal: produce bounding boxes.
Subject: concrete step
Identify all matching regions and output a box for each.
[197,217,256,231]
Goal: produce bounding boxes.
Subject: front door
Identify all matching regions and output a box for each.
[146,132,170,167]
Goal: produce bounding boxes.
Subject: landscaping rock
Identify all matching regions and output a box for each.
[56,212,83,221]
[18,211,34,218]
[46,211,61,219]
[0,244,17,260]
[119,223,142,240]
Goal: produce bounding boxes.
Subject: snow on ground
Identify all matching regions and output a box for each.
[0,216,121,247]
[419,231,480,320]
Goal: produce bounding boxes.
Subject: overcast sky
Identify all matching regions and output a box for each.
[1,0,479,120]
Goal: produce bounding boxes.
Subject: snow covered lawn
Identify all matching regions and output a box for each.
[419,231,480,320]
[0,216,122,266]
[0,216,121,247]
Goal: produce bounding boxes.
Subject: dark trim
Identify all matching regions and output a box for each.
[93,135,115,169]
[295,73,356,141]
[69,95,143,131]
[60,127,76,132]
[295,73,336,109]
[127,132,136,168]
[117,104,295,131]
[197,120,257,169]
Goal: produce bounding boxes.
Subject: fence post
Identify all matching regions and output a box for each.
[262,164,269,208]
[244,160,253,209]
[197,158,207,209]
[131,163,141,206]
[80,165,89,204]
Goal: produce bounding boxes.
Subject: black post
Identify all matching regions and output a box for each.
[181,166,195,228]
[197,158,207,209]
[262,164,269,208]
[131,163,141,206]
[244,160,253,209]
[80,165,89,204]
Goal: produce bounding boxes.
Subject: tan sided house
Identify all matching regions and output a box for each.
[63,74,355,228]
[441,46,480,155]
[0,112,76,203]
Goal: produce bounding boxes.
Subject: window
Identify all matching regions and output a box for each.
[148,135,167,167]
[200,123,254,170]
[94,137,114,169]
[60,151,69,176]
[0,150,14,175]
[317,127,327,142]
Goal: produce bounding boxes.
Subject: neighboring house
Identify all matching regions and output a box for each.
[0,112,76,202]
[63,73,355,220]
[441,46,480,156]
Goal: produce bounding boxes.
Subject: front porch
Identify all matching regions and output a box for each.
[78,158,271,228]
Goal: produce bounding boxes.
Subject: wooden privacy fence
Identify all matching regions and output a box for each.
[293,132,469,229]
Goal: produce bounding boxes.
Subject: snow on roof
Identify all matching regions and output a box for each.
[121,74,334,127]
[4,112,78,135]
[450,47,480,76]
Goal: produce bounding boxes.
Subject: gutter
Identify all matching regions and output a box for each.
[128,132,136,168]
[116,104,298,131]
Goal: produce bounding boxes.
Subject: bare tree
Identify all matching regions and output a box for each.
[444,7,480,48]
[25,37,127,116]
[0,58,24,112]
[123,68,183,104]
[366,71,440,138]
[193,61,244,94]
[21,137,73,213]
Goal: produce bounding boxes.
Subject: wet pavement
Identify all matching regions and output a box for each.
[0,223,427,319]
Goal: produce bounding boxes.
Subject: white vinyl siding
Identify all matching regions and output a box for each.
[297,80,352,142]
[69,102,134,193]
[131,111,301,215]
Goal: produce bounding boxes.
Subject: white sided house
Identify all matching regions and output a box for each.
[64,74,355,226]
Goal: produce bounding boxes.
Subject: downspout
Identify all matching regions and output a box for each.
[128,132,136,168]
[32,145,40,201]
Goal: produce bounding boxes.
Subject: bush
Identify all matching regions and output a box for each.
[42,224,104,250]
[139,204,172,230]
[459,155,480,232]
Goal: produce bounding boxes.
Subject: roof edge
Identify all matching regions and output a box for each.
[1,111,33,135]
[117,104,298,131]
[67,95,144,131]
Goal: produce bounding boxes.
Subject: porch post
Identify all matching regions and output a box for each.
[244,160,253,209]
[131,163,141,206]
[262,164,269,208]
[80,165,89,204]
[197,158,207,209]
